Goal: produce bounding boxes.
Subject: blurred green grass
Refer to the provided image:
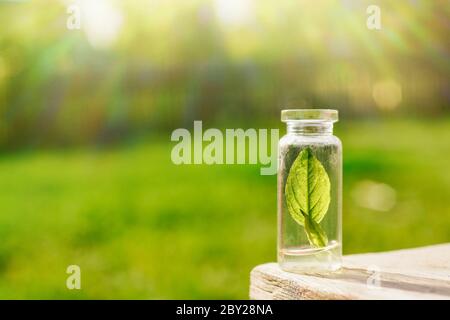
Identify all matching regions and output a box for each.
[0,119,449,299]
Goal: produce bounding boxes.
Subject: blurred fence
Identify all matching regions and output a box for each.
[0,0,449,149]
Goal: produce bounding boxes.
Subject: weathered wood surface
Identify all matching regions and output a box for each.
[250,243,450,300]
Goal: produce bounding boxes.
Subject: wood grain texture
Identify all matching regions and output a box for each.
[250,243,450,300]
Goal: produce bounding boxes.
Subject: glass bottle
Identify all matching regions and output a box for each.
[277,109,342,273]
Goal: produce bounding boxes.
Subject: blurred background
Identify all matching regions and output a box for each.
[0,0,449,298]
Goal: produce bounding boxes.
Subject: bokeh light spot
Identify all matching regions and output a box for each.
[351,180,397,212]
[372,79,403,111]
[80,0,123,49]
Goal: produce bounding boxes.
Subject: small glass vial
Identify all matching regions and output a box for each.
[277,109,342,273]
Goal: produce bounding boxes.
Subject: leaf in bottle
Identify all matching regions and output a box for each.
[285,147,330,247]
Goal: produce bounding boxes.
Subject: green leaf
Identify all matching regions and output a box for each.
[304,215,328,247]
[285,148,331,247]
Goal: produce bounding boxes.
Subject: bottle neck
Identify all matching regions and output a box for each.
[286,121,333,135]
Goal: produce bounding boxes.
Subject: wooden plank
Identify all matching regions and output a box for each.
[250,243,450,300]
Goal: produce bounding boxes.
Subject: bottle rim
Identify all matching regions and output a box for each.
[281,109,338,122]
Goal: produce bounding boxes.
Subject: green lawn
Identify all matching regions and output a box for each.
[0,119,449,299]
